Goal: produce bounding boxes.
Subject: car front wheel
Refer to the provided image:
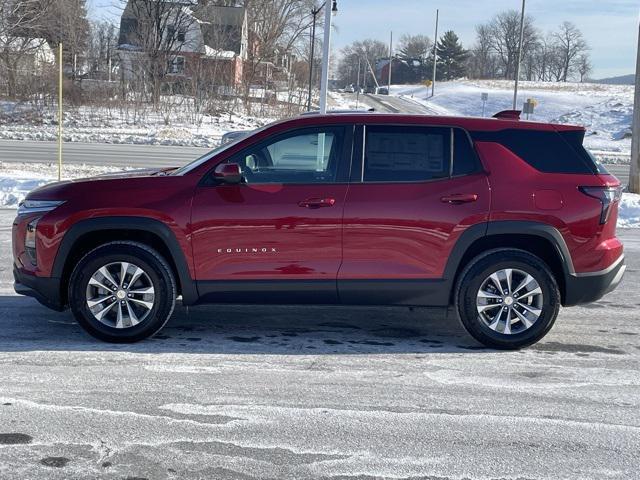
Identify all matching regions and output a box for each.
[69,241,176,343]
[455,249,560,349]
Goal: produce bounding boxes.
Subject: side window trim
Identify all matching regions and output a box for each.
[449,128,455,178]
[361,125,366,182]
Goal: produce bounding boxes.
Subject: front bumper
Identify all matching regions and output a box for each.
[564,254,626,306]
[13,266,65,311]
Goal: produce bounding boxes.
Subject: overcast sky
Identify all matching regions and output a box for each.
[89,0,639,79]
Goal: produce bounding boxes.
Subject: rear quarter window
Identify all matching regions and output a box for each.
[471,129,596,174]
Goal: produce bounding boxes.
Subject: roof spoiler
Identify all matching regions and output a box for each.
[493,110,521,120]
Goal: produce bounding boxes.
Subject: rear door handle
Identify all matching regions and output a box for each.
[298,197,336,209]
[440,194,478,204]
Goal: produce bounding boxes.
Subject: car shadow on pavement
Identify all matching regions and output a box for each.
[0,295,491,354]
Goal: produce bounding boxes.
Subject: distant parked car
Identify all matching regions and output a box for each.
[363,86,376,94]
[344,84,355,93]
[376,87,389,95]
[221,130,252,145]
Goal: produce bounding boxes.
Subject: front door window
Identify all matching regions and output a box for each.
[229,128,343,184]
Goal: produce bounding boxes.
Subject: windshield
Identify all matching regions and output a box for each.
[171,137,243,176]
[172,123,273,175]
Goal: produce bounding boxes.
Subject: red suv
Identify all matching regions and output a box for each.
[12,113,625,348]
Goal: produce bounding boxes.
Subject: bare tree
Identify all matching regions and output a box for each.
[0,0,50,38]
[0,0,57,98]
[397,34,431,62]
[242,0,314,110]
[553,21,588,82]
[576,53,592,83]
[337,38,387,86]
[119,0,196,106]
[467,24,499,79]
[482,10,539,80]
[87,21,119,79]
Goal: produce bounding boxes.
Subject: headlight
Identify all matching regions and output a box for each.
[17,200,65,216]
[25,217,39,265]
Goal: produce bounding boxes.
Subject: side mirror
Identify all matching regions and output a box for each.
[213,163,243,184]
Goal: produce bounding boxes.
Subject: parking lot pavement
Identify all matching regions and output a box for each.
[0,208,638,479]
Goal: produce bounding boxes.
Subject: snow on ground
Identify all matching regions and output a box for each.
[0,162,125,207]
[392,80,634,162]
[0,163,637,228]
[0,101,272,148]
[618,193,640,228]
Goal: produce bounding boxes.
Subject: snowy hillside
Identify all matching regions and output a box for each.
[392,80,633,162]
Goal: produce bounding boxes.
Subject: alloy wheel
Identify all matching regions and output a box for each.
[86,262,155,329]
[476,268,544,335]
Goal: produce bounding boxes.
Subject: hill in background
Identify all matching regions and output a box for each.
[594,74,635,85]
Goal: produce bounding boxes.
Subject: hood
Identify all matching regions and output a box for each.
[27,167,177,200]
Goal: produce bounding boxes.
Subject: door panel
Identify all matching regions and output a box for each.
[191,183,348,283]
[339,174,490,281]
[189,125,352,303]
[338,124,490,305]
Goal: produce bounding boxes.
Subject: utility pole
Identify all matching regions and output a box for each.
[58,42,63,181]
[307,5,322,111]
[107,37,112,83]
[356,56,361,109]
[513,0,526,110]
[387,31,393,92]
[431,9,439,98]
[319,0,336,114]
[630,20,640,193]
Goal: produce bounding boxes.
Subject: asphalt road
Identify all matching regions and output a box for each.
[364,93,443,115]
[0,139,210,169]
[0,207,638,479]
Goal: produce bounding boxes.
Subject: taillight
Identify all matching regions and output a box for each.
[579,186,623,224]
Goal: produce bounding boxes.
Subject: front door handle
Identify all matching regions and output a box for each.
[298,197,336,209]
[440,194,478,204]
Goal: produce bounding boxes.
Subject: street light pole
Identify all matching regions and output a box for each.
[307,5,322,111]
[630,19,640,193]
[318,0,335,114]
[513,0,526,110]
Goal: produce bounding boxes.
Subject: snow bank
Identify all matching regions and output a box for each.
[618,193,640,228]
[0,162,125,208]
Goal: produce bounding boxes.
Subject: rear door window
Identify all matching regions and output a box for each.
[363,126,451,182]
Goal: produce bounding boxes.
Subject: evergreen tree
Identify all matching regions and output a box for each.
[436,30,469,80]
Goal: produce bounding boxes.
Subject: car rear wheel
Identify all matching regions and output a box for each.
[455,249,560,349]
[69,241,176,343]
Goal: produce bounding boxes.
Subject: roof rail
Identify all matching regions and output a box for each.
[301,108,376,116]
[492,110,521,120]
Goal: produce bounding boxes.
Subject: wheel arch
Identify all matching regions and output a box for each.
[53,217,198,307]
[445,221,573,305]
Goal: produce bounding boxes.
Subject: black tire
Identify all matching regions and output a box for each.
[455,248,560,350]
[68,241,176,343]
